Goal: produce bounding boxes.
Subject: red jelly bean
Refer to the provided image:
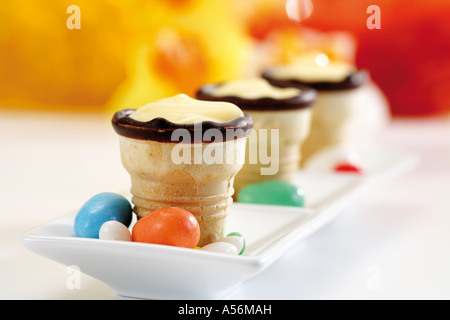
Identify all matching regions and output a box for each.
[334,163,363,174]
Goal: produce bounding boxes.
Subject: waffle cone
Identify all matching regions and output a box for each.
[300,88,363,165]
[119,136,246,246]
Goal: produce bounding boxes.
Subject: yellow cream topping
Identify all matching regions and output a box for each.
[212,78,301,99]
[270,53,355,83]
[129,94,244,124]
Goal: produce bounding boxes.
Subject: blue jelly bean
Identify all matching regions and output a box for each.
[74,193,132,238]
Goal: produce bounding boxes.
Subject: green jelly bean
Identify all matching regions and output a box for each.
[237,180,305,207]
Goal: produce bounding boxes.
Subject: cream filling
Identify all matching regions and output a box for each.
[269,54,355,83]
[211,78,301,100]
[129,94,244,124]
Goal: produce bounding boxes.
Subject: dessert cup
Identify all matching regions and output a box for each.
[112,95,253,246]
[196,78,316,195]
[262,63,368,165]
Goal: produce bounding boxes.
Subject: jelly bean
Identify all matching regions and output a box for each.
[237,180,305,207]
[222,232,246,255]
[132,207,200,248]
[99,221,132,241]
[334,162,363,174]
[74,193,132,238]
[200,242,238,255]
[303,147,362,173]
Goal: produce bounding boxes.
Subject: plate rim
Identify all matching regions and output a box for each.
[20,203,319,272]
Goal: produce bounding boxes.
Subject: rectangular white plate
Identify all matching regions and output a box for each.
[21,149,418,299]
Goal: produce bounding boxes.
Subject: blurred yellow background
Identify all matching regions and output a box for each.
[2,0,448,116]
[0,0,354,113]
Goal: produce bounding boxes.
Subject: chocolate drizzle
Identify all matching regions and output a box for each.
[195,83,316,111]
[262,69,369,91]
[112,109,253,143]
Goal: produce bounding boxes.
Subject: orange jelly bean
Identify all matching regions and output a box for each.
[132,207,200,248]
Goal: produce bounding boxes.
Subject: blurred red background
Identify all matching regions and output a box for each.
[304,0,450,116]
[250,0,450,116]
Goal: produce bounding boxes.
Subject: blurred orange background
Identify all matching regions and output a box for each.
[0,0,449,116]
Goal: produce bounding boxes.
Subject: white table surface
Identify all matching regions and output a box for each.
[1,108,449,300]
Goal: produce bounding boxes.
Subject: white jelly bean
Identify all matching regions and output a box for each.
[99,220,132,241]
[219,236,244,254]
[200,242,238,255]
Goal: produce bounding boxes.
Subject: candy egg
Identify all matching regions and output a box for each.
[74,193,132,238]
[132,207,200,248]
[222,232,246,255]
[237,180,305,207]
[200,242,238,255]
[99,221,132,241]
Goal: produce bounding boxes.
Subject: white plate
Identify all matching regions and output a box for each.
[21,149,418,300]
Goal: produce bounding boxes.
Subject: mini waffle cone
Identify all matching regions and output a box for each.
[119,136,246,246]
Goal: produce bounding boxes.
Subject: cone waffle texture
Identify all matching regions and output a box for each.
[119,136,246,246]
